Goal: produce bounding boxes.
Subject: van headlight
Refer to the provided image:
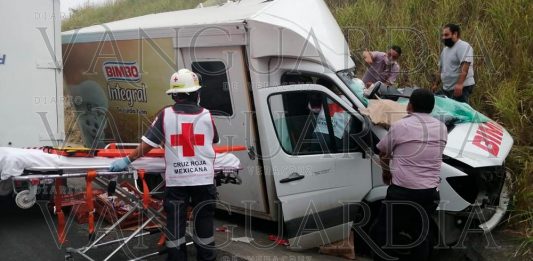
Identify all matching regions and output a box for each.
[445,162,506,206]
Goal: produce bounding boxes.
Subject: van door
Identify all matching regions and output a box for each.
[256,84,373,249]
[181,47,268,213]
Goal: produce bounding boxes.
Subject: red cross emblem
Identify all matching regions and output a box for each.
[327,103,345,117]
[173,76,178,82]
[170,123,204,157]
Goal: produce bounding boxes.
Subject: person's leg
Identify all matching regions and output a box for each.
[190,184,217,261]
[404,188,440,261]
[452,85,475,103]
[372,202,397,261]
[386,186,418,260]
[373,185,436,261]
[372,185,406,261]
[435,89,453,99]
[461,85,475,104]
[163,187,189,261]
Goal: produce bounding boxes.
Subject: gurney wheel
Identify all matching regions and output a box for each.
[15,190,36,209]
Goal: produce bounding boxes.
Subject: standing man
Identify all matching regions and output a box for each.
[432,23,475,103]
[362,45,402,87]
[109,69,219,261]
[373,89,447,261]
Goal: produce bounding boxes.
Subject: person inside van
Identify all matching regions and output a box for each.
[309,78,351,152]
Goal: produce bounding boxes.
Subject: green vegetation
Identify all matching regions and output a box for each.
[62,0,203,31]
[327,0,532,256]
[62,0,532,255]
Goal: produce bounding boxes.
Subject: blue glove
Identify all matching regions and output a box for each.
[109,157,131,172]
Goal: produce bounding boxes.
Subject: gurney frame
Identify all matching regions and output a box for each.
[10,166,241,261]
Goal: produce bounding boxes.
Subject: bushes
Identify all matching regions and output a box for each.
[327,0,532,243]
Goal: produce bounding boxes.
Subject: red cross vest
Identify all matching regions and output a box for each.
[163,107,215,187]
[314,96,351,139]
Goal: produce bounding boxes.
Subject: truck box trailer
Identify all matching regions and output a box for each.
[60,0,513,249]
[0,0,64,148]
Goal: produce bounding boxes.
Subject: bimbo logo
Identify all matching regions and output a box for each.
[472,122,503,156]
[103,61,140,82]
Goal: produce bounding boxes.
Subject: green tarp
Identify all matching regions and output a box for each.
[346,79,489,124]
[397,96,490,123]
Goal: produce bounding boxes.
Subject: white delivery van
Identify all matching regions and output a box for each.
[0,0,64,148]
[61,0,512,249]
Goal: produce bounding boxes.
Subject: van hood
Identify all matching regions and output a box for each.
[444,121,513,168]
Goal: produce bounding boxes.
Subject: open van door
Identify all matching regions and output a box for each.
[255,84,373,249]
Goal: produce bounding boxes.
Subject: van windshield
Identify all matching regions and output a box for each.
[337,70,369,106]
[337,69,490,126]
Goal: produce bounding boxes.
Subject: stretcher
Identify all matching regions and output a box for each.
[0,144,243,261]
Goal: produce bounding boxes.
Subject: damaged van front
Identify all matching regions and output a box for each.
[338,71,513,244]
[438,120,512,243]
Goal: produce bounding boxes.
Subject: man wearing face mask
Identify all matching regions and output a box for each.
[432,23,475,103]
[362,45,402,87]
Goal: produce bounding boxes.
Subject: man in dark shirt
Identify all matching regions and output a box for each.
[109,69,219,261]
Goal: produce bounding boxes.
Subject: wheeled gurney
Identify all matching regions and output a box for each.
[0,145,243,261]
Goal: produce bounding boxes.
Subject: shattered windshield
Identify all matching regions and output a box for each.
[337,69,490,125]
[337,69,369,106]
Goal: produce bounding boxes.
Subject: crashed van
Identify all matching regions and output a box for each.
[61,0,513,249]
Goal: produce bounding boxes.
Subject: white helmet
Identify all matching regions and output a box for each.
[167,69,202,94]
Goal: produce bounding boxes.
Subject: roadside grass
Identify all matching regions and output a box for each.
[62,0,203,31]
[328,0,532,255]
[62,0,532,255]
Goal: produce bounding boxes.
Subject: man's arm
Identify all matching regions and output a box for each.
[385,64,400,85]
[212,119,220,144]
[431,69,441,92]
[127,142,154,162]
[108,141,155,172]
[376,127,395,185]
[129,111,164,161]
[453,62,470,97]
[454,44,474,97]
[379,151,392,185]
[432,54,442,92]
[109,111,163,171]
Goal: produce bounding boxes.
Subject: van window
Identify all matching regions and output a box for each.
[268,90,366,155]
[191,61,233,116]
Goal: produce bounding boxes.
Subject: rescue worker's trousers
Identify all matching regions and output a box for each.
[163,184,217,261]
[372,184,440,261]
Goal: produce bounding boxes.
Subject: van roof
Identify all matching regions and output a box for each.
[64,0,269,33]
[62,0,354,72]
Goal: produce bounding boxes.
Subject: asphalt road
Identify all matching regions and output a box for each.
[0,194,526,261]
[0,195,242,261]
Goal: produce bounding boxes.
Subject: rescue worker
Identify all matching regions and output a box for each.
[109,68,219,261]
[373,89,446,261]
